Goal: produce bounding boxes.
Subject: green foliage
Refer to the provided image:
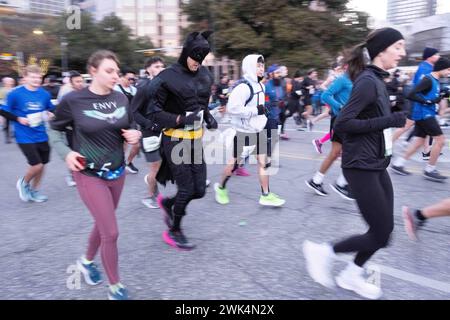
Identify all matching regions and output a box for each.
[182,0,369,73]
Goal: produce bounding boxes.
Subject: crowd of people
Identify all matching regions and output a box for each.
[1,27,450,300]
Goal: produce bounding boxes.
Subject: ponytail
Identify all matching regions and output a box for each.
[346,43,368,82]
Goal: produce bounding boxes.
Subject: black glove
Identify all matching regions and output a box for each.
[179,111,202,126]
[205,112,218,130]
[389,111,407,128]
[257,104,268,116]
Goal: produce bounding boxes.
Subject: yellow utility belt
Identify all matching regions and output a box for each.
[163,128,203,139]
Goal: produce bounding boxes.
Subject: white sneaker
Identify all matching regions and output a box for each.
[335,262,382,300]
[65,175,77,187]
[141,196,159,209]
[302,240,335,288]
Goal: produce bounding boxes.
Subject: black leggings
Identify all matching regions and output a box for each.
[162,135,207,216]
[333,169,394,267]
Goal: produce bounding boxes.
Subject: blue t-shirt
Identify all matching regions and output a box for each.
[4,86,54,143]
[413,61,433,86]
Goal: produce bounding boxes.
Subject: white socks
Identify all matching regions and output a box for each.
[336,172,348,187]
[313,172,325,185]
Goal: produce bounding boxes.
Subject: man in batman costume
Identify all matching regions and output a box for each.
[147,31,217,250]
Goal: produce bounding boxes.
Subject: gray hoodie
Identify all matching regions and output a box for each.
[227,54,267,133]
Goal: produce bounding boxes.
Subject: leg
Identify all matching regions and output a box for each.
[127,143,140,164]
[73,172,124,285]
[392,119,414,142]
[333,169,394,267]
[318,142,341,174]
[147,160,162,196]
[428,134,445,166]
[422,198,450,218]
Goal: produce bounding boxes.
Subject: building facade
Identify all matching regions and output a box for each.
[387,0,437,25]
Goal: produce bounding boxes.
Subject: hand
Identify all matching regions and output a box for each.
[122,129,142,145]
[180,111,202,126]
[47,111,55,120]
[389,111,407,128]
[218,105,226,114]
[65,151,86,171]
[257,104,267,116]
[205,112,218,130]
[17,117,29,126]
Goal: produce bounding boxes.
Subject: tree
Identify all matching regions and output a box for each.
[182,0,369,73]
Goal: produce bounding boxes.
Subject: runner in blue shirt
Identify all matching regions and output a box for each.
[1,65,55,202]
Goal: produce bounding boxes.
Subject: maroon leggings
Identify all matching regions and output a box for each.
[73,171,125,285]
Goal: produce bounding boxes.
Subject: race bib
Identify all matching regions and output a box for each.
[383,128,393,157]
[27,112,43,127]
[142,135,162,152]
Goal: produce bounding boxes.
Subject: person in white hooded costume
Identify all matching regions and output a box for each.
[214,54,286,207]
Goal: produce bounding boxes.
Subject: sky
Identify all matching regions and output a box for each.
[348,0,450,21]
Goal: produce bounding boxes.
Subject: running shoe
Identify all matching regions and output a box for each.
[312,139,323,154]
[423,169,447,182]
[76,257,103,286]
[142,196,159,209]
[336,262,382,300]
[330,183,354,201]
[29,189,48,203]
[259,193,285,207]
[16,177,31,202]
[126,162,139,174]
[108,285,129,300]
[234,167,251,176]
[390,165,411,176]
[305,179,328,196]
[214,183,230,205]
[162,229,196,250]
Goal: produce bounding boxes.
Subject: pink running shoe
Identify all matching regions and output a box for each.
[280,133,289,140]
[312,139,323,154]
[234,167,251,176]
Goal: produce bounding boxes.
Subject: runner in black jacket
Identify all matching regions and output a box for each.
[303,27,407,300]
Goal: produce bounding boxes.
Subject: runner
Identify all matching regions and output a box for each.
[49,50,141,300]
[131,56,165,209]
[2,65,55,202]
[149,31,217,250]
[214,54,285,208]
[303,28,407,299]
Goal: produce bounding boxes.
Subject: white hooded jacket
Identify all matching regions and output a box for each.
[227,54,267,133]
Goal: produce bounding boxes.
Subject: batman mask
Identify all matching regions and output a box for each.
[178,31,213,71]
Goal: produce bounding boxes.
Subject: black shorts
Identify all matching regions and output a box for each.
[18,141,50,166]
[414,117,443,138]
[330,116,343,144]
[143,149,161,163]
[233,131,268,158]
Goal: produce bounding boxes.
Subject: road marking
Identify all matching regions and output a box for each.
[335,256,450,294]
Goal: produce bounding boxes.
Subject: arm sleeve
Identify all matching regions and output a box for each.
[321,77,344,115]
[2,91,18,121]
[146,77,180,129]
[131,84,153,130]
[334,77,392,134]
[48,127,71,161]
[50,97,74,131]
[407,76,433,104]
[226,83,258,118]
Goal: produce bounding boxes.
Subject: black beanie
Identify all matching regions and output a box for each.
[366,28,404,60]
[423,47,439,60]
[433,57,450,72]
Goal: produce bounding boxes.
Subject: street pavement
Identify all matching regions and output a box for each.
[0,118,449,300]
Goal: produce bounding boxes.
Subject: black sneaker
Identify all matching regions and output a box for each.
[330,183,355,201]
[157,195,173,228]
[126,162,139,174]
[163,229,196,250]
[423,170,448,182]
[391,165,411,176]
[305,179,328,196]
[422,152,430,161]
